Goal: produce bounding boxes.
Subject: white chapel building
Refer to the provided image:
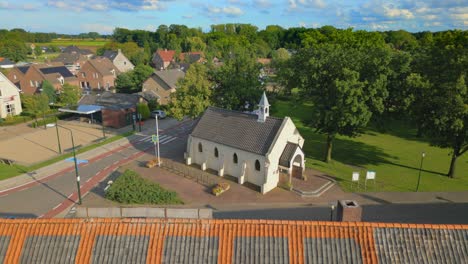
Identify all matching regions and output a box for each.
[186,92,305,194]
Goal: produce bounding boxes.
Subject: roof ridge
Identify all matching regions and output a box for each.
[0,218,467,229]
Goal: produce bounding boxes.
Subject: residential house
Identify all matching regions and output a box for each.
[179,51,205,64]
[0,71,22,118]
[102,49,134,73]
[0,57,15,69]
[152,49,176,70]
[186,93,305,194]
[77,91,144,128]
[1,218,466,263]
[52,53,88,74]
[141,69,185,105]
[62,45,94,59]
[77,58,120,91]
[152,49,205,71]
[6,63,79,95]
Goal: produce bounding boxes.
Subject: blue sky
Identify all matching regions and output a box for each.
[0,0,466,34]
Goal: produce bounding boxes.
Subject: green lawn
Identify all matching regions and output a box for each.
[0,131,134,181]
[272,99,468,192]
[27,52,60,63]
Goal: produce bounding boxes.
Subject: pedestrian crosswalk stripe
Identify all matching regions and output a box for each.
[139,134,175,144]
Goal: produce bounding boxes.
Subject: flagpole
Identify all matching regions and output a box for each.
[156,114,161,167]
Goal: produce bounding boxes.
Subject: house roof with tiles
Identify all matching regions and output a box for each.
[191,107,284,155]
[0,218,466,264]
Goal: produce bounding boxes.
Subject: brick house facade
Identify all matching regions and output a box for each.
[77,58,119,91]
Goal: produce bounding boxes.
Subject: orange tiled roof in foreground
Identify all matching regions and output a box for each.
[0,218,467,263]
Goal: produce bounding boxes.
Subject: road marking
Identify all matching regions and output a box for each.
[38,214,44,218]
[113,161,119,165]
[53,203,62,210]
[86,178,92,183]
[161,137,177,145]
[68,194,73,198]
[95,171,101,176]
[104,165,110,170]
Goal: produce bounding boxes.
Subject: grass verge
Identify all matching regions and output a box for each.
[272,99,468,192]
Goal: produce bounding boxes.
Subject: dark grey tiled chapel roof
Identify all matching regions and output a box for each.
[191,107,284,155]
[279,142,299,167]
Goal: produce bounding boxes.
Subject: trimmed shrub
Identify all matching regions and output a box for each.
[105,169,183,205]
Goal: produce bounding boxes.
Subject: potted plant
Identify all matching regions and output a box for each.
[212,182,230,196]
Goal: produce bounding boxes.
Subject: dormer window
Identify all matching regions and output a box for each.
[13,75,17,80]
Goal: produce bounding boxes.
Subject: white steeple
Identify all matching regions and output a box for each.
[257,91,270,122]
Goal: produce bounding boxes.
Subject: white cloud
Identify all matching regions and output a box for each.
[47,0,165,12]
[383,6,414,19]
[205,5,244,17]
[254,0,271,9]
[451,13,468,20]
[223,6,243,16]
[0,1,39,10]
[288,0,326,10]
[182,15,193,19]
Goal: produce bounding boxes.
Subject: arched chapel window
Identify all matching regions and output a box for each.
[198,143,203,152]
[255,160,261,171]
[233,153,238,164]
[214,147,219,157]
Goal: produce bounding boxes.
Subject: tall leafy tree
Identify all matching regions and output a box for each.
[21,94,49,117]
[59,83,81,107]
[280,43,391,162]
[115,64,153,94]
[423,76,467,178]
[168,63,212,120]
[212,48,263,110]
[41,80,57,104]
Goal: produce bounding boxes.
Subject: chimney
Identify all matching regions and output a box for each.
[336,200,362,222]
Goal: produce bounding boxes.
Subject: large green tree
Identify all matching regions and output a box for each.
[423,76,467,178]
[115,64,153,94]
[0,39,29,62]
[21,94,50,117]
[168,63,212,120]
[41,80,57,104]
[280,43,391,162]
[59,83,81,107]
[212,48,263,110]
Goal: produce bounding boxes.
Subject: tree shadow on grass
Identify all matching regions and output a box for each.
[300,127,397,167]
[367,118,432,144]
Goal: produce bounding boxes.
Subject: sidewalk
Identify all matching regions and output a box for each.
[0,117,185,194]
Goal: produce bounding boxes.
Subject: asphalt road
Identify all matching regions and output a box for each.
[213,203,468,224]
[0,119,196,218]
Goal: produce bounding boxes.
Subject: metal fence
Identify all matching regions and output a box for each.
[160,158,216,187]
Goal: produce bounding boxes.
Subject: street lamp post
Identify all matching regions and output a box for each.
[56,124,82,204]
[416,152,426,192]
[155,114,161,167]
[55,119,62,154]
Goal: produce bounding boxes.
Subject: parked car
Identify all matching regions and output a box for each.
[150,110,167,119]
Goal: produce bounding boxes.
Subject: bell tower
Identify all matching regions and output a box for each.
[257,92,270,123]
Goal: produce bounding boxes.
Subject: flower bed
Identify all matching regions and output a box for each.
[212,182,230,196]
[146,159,159,168]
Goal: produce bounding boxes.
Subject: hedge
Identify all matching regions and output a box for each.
[105,169,183,205]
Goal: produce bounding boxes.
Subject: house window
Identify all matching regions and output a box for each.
[35,81,40,88]
[255,160,261,171]
[198,142,203,152]
[233,153,238,164]
[30,80,34,87]
[81,72,85,78]
[13,75,17,80]
[214,147,218,158]
[5,103,15,116]
[124,61,127,65]
[97,82,101,89]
